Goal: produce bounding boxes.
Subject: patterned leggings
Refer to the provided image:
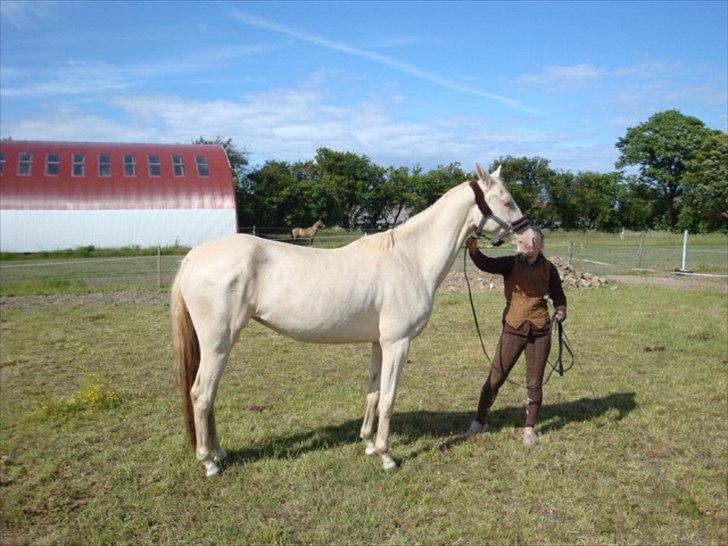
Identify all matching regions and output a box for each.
[475,328,551,427]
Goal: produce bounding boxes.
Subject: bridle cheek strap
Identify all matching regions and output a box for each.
[469,179,530,245]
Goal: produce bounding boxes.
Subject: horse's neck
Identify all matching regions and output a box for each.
[395,184,473,293]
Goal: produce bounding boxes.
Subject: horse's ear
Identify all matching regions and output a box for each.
[475,163,493,189]
[491,165,502,178]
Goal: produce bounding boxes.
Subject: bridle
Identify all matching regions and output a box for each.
[469,179,530,246]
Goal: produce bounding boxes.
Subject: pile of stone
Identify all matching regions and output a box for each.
[440,255,606,293]
[549,257,608,289]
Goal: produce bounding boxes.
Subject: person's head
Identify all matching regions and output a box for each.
[517,228,544,259]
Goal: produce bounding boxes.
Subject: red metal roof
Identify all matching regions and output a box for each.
[0,141,236,211]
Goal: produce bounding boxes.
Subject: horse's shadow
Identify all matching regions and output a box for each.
[225,391,636,467]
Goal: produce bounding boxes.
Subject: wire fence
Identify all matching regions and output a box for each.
[0,230,725,295]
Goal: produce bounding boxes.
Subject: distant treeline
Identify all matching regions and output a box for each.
[198,109,727,233]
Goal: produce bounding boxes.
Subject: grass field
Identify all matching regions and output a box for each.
[1,283,726,544]
[1,230,725,297]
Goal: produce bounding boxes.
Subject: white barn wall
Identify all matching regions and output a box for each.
[0,209,237,252]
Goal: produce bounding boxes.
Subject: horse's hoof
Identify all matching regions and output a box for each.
[204,461,221,477]
[365,443,377,456]
[383,460,398,472]
[382,457,398,471]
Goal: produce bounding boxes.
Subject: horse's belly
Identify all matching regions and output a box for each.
[253,311,379,344]
[253,317,379,343]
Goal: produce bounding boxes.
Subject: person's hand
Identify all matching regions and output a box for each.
[465,236,478,252]
[554,308,566,323]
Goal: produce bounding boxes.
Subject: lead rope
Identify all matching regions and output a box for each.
[463,246,576,391]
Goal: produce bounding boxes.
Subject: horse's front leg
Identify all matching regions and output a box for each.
[373,338,411,471]
[360,342,382,456]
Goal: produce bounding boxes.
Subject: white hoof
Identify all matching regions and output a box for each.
[365,442,377,456]
[204,460,221,477]
[381,455,398,471]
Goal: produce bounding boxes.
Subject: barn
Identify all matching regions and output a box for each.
[0,140,238,252]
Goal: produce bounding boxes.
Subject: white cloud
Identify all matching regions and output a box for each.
[517,64,607,92]
[0,0,57,30]
[0,45,275,98]
[0,83,617,173]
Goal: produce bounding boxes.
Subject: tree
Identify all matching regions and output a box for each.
[678,131,728,232]
[615,110,712,229]
[616,176,659,231]
[489,156,560,227]
[412,163,466,213]
[311,148,385,228]
[567,172,622,231]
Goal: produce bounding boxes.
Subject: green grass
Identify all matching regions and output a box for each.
[1,284,726,544]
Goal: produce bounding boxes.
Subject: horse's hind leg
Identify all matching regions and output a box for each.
[360,342,382,456]
[191,343,232,477]
[208,407,226,462]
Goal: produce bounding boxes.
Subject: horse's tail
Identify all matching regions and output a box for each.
[171,274,199,449]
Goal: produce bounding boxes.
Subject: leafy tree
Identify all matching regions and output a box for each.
[412,163,467,213]
[615,110,712,229]
[489,156,560,227]
[244,160,299,226]
[567,172,622,231]
[312,148,385,228]
[616,176,659,231]
[678,131,728,232]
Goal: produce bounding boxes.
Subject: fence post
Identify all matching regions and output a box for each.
[677,230,691,273]
[637,232,645,269]
[252,225,256,237]
[157,245,161,288]
[567,241,573,264]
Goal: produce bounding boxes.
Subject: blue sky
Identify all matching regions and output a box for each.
[1,0,726,173]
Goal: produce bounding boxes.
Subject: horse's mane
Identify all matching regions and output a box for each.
[349,229,396,253]
[346,181,472,255]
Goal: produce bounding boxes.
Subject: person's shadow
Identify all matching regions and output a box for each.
[226,391,636,467]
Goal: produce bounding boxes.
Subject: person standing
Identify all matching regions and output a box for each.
[463,229,567,445]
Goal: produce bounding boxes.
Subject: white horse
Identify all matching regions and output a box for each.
[171,164,536,476]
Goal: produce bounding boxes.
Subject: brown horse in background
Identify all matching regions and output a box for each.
[291,219,325,242]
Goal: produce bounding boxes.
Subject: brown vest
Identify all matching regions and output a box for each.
[503,256,552,330]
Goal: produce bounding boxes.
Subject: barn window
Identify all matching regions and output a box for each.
[148,155,161,176]
[72,154,85,176]
[17,152,32,175]
[46,153,60,176]
[99,154,111,176]
[124,154,136,176]
[195,155,209,176]
[0,153,5,175]
[172,155,185,176]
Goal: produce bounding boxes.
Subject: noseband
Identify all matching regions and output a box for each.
[469,180,530,246]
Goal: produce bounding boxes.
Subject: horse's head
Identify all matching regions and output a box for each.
[315,219,325,229]
[469,163,538,254]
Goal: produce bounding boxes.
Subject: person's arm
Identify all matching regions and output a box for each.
[465,237,515,276]
[548,263,567,321]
